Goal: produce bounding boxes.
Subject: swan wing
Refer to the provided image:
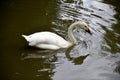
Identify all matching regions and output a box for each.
[22,32,70,49]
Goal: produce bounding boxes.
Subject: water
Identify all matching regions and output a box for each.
[1,0,120,80]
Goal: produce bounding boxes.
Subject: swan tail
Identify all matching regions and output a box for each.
[22,35,29,41]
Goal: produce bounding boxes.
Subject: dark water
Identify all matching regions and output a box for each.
[1,0,120,80]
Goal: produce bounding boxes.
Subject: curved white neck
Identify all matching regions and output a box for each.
[68,22,82,44]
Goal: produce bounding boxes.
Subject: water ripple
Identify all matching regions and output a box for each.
[52,0,117,55]
[52,0,120,80]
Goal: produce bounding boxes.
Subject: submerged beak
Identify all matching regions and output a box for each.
[85,26,92,35]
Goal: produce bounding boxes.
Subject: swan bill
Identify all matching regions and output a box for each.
[85,29,92,35]
[85,26,92,35]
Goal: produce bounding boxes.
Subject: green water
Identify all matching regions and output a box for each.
[1,0,120,80]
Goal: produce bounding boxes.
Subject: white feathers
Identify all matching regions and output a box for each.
[22,21,89,50]
[22,32,71,50]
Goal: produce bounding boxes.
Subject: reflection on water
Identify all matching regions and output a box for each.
[1,0,120,80]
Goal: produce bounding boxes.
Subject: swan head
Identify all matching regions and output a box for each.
[78,21,92,35]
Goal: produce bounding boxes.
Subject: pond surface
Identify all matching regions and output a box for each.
[1,0,120,80]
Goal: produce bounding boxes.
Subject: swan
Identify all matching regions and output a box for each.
[22,21,92,50]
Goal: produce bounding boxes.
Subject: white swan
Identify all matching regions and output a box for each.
[22,21,92,50]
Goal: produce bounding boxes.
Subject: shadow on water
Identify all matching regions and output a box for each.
[65,45,89,65]
[1,0,120,80]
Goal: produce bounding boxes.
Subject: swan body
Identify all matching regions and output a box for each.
[22,21,91,50]
[22,32,72,50]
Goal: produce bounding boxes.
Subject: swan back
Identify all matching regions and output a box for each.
[22,32,72,49]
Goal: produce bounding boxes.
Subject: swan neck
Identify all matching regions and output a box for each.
[68,23,78,44]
